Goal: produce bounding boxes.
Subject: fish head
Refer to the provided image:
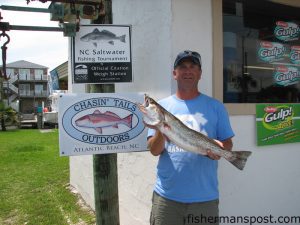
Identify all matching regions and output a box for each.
[137,94,164,126]
[80,34,90,42]
[75,115,91,127]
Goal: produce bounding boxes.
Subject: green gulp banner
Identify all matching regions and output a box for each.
[256,104,300,146]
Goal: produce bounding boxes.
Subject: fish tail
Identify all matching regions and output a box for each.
[122,114,133,128]
[228,151,252,170]
[119,35,126,43]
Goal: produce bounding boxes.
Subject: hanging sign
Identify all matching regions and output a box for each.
[59,93,148,156]
[72,24,132,84]
[256,104,300,146]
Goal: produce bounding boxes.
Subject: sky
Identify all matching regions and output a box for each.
[0,0,68,71]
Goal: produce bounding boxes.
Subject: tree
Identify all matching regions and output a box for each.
[0,100,19,131]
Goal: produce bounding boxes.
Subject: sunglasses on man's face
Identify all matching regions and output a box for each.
[182,51,201,60]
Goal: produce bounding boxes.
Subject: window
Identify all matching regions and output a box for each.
[19,69,30,80]
[35,69,44,80]
[223,0,300,105]
[35,84,44,96]
[19,84,31,96]
[6,68,14,78]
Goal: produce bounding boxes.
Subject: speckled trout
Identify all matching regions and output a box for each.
[137,94,252,170]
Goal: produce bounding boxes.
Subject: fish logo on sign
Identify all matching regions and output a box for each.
[75,110,133,134]
[62,97,145,145]
[80,28,126,47]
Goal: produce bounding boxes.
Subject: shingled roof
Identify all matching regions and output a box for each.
[4,60,48,69]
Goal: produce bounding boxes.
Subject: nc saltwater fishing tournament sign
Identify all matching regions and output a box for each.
[256,104,300,146]
[58,93,147,156]
[72,24,132,84]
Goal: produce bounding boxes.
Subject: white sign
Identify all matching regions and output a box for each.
[59,93,148,156]
[72,24,132,83]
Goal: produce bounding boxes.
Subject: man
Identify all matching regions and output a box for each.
[147,50,234,225]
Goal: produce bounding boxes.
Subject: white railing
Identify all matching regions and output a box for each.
[3,81,8,88]
[35,90,48,97]
[3,81,19,94]
[19,74,48,81]
[19,90,34,97]
[19,74,30,80]
[19,90,48,97]
[9,75,18,83]
[9,94,18,103]
[9,84,18,94]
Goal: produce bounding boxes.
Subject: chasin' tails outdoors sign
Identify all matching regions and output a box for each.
[72,24,132,84]
[256,104,300,146]
[58,93,147,156]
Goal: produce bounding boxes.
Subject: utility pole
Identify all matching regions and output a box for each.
[88,1,120,225]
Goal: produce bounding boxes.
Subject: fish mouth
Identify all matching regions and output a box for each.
[136,94,151,115]
[144,94,150,107]
[144,94,157,107]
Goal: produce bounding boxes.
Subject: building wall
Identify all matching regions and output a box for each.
[114,0,173,99]
[69,1,300,225]
[219,115,300,219]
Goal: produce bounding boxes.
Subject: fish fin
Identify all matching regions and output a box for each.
[101,30,116,37]
[122,114,133,128]
[93,28,101,33]
[104,111,121,118]
[108,41,114,45]
[93,110,102,114]
[119,34,126,43]
[228,151,252,170]
[93,42,97,47]
[95,127,102,134]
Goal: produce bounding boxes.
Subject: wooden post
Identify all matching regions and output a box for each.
[88,0,120,224]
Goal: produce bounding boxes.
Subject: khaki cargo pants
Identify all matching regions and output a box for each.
[150,192,219,225]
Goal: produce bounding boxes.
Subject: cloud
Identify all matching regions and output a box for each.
[0,0,68,70]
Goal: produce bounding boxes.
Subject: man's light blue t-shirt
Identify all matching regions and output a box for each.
[148,94,234,203]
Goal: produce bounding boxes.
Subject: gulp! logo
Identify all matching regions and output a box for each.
[273,66,300,86]
[290,46,300,64]
[274,21,300,42]
[263,105,293,130]
[62,97,145,144]
[258,41,285,63]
